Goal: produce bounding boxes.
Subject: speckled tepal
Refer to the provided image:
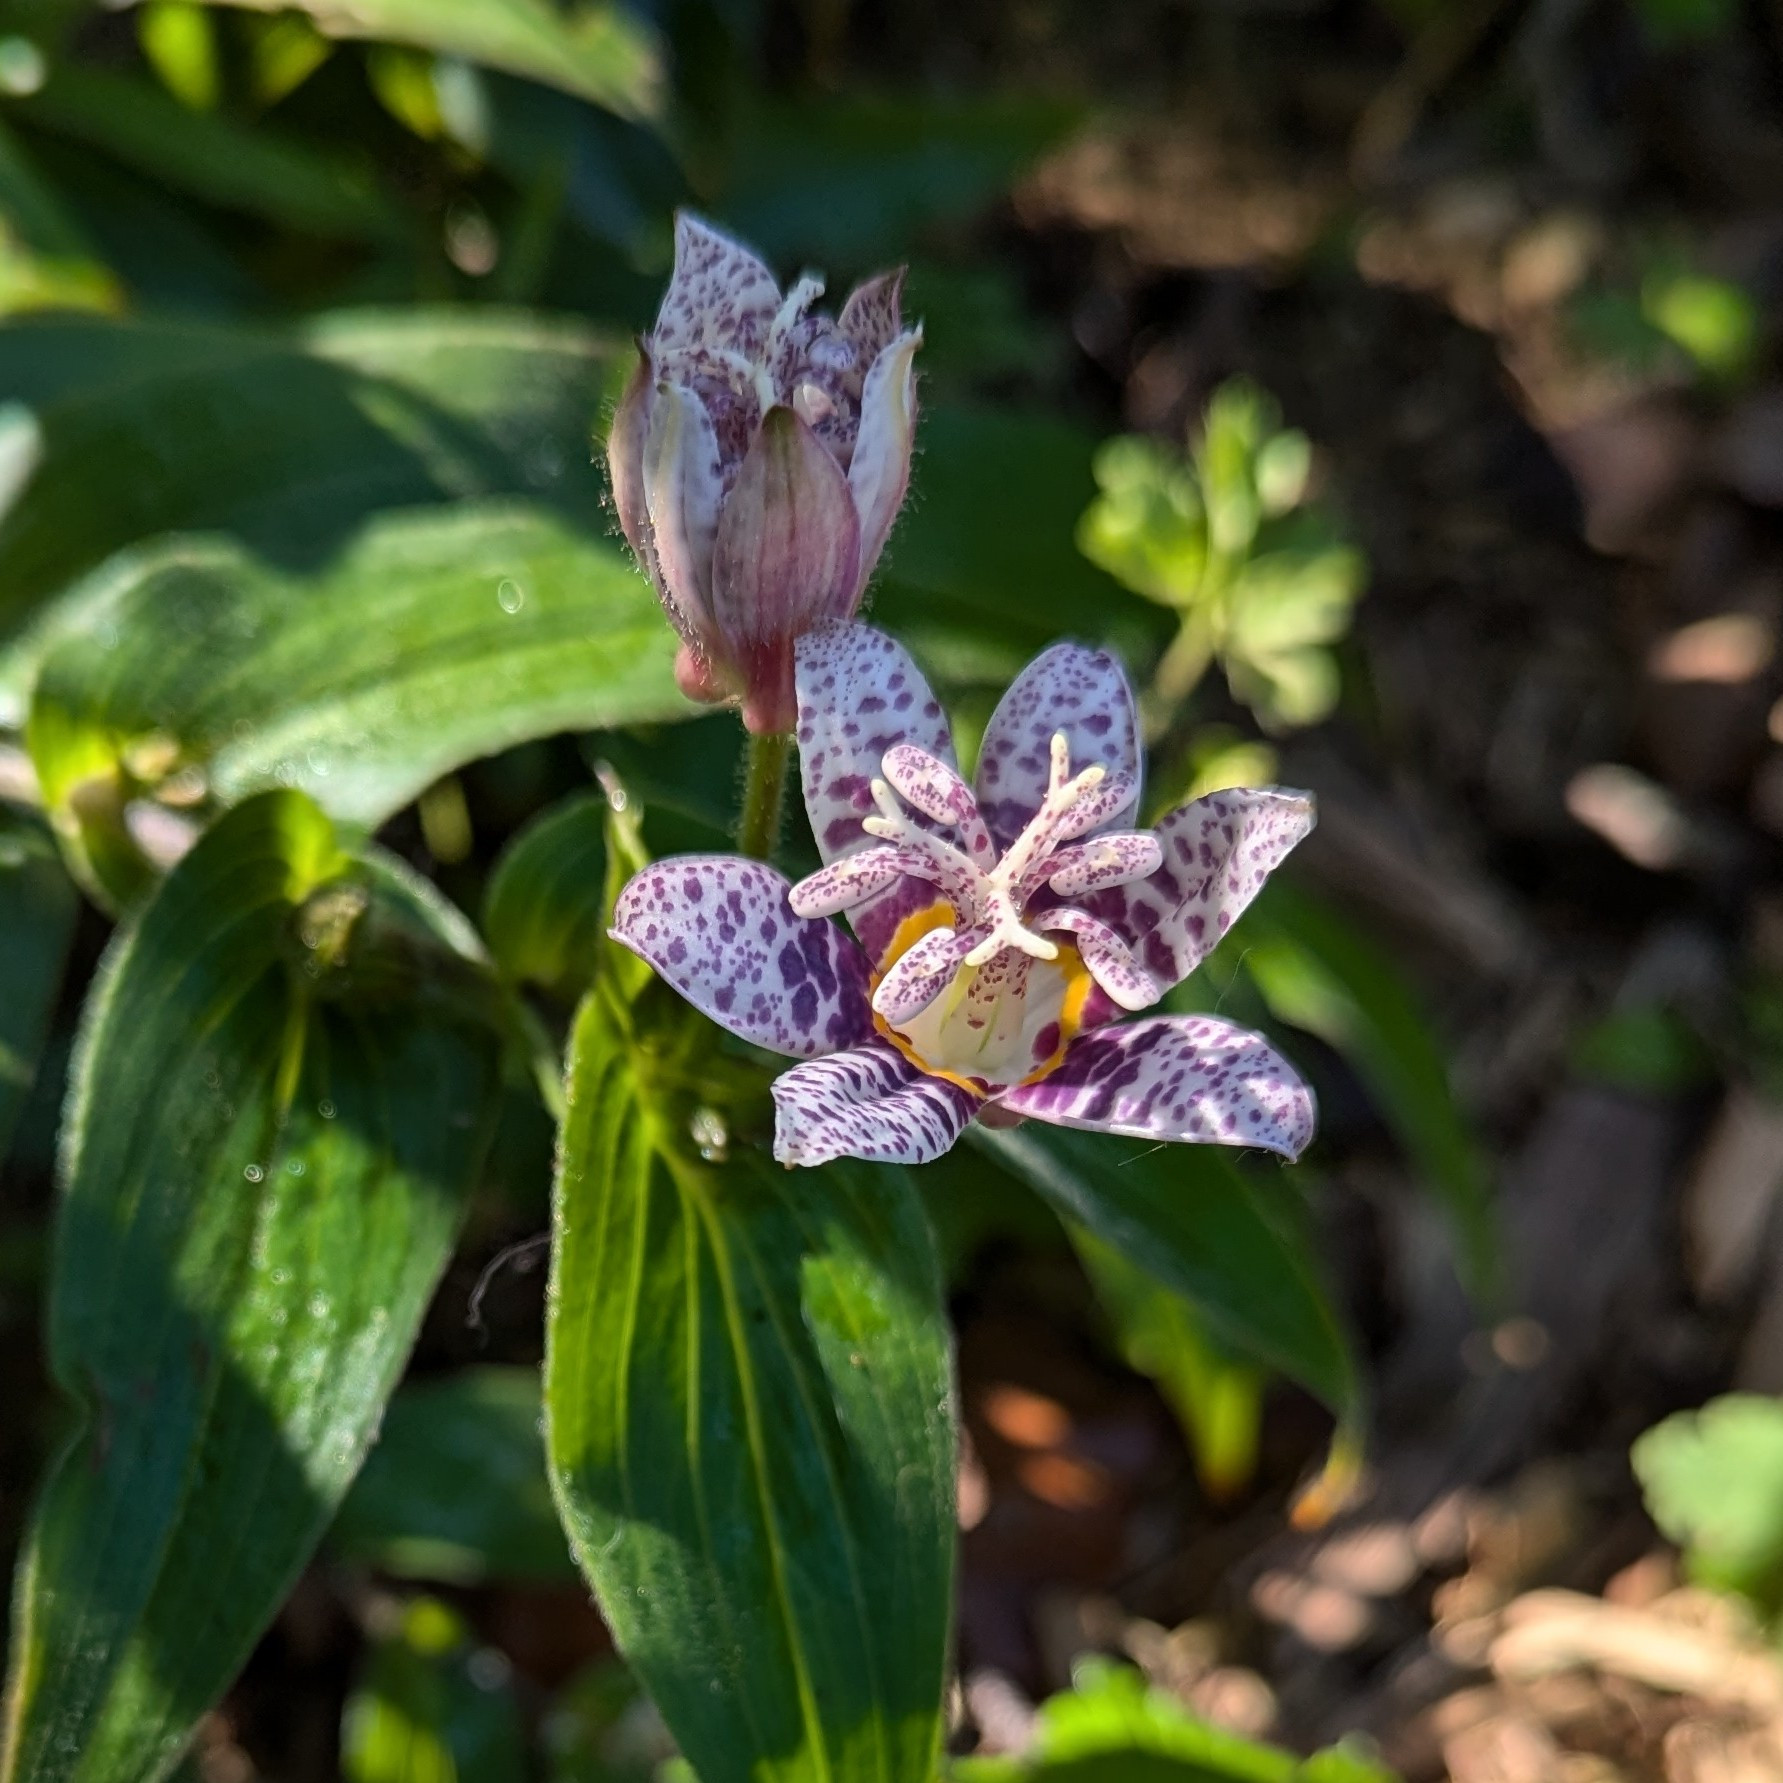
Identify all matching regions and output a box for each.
[607,214,921,734]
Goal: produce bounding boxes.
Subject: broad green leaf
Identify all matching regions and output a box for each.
[14,64,405,241]
[0,789,507,1783]
[0,307,630,705]
[333,1367,574,1584]
[546,988,955,1783]
[975,1124,1360,1439]
[1073,1230,1264,1503]
[343,1597,527,1783]
[482,789,609,996]
[27,503,684,908]
[873,405,1167,682]
[955,1658,1396,1783]
[0,808,76,1173]
[1239,881,1498,1304]
[1632,1395,1783,1611]
[190,0,662,119]
[719,93,1078,266]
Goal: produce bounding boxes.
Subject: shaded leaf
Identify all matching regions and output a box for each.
[974,1124,1359,1433]
[333,1366,573,1584]
[482,789,609,996]
[343,1597,527,1783]
[0,307,631,708]
[192,0,662,119]
[546,987,955,1783]
[28,503,684,909]
[0,808,77,1172]
[1239,880,1497,1304]
[0,789,507,1783]
[14,63,405,241]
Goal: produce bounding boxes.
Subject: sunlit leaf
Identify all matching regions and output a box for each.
[1633,1395,1783,1612]
[0,789,507,1783]
[138,3,221,112]
[0,307,631,707]
[27,503,684,910]
[333,1367,573,1584]
[191,0,662,119]
[546,986,955,1783]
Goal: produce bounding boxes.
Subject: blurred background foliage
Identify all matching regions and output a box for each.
[9,0,1783,1777]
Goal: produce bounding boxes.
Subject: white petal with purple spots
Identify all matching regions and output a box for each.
[642,383,724,639]
[795,621,956,964]
[838,269,904,364]
[654,213,782,358]
[974,642,1142,851]
[1078,788,1315,992]
[772,1040,978,1167]
[610,856,872,1059]
[1001,1015,1315,1159]
[849,329,921,590]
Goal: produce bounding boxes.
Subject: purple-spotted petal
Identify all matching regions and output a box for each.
[1044,831,1164,898]
[872,924,976,1023]
[975,642,1142,850]
[1037,909,1160,1012]
[838,269,905,365]
[795,623,958,963]
[772,1040,978,1167]
[654,213,781,357]
[642,382,724,642]
[711,406,863,734]
[1081,788,1315,992]
[788,846,927,918]
[1001,1015,1315,1159]
[849,329,921,591]
[610,856,872,1059]
[882,743,994,863]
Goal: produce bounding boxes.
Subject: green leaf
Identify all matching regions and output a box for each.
[955,1659,1397,1783]
[343,1597,527,1783]
[482,789,609,996]
[974,1124,1361,1442]
[28,503,684,909]
[1632,1395,1783,1611]
[333,1366,574,1584]
[1072,1230,1264,1503]
[0,789,508,1783]
[13,63,406,241]
[545,988,956,1783]
[0,808,76,1172]
[1238,881,1498,1305]
[874,405,1167,683]
[139,4,222,112]
[190,0,662,119]
[0,307,631,706]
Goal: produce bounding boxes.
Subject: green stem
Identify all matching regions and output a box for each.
[736,728,792,861]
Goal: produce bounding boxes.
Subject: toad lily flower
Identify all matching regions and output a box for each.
[611,622,1317,1168]
[608,213,922,735]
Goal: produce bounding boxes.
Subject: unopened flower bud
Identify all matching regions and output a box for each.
[607,212,921,734]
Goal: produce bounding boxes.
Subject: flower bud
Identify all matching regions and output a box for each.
[607,212,921,734]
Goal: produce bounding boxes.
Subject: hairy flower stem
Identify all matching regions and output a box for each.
[736,727,792,860]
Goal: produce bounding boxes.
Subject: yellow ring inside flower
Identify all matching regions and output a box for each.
[871,900,1095,1096]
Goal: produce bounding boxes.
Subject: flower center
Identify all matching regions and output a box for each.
[788,731,1170,1084]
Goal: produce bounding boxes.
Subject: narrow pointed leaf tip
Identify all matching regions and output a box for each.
[610,619,1318,1170]
[606,218,919,733]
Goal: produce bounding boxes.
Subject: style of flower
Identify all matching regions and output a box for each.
[611,622,1318,1168]
[607,213,922,735]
